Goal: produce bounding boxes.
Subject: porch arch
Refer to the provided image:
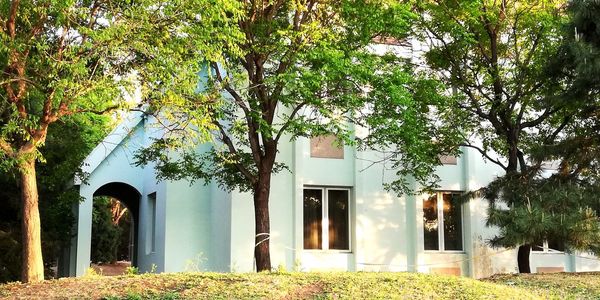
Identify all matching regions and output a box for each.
[93,182,141,267]
[65,181,143,277]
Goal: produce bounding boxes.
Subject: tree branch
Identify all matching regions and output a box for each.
[7,0,20,39]
[211,62,250,115]
[461,142,507,171]
[543,115,571,144]
[213,120,257,185]
[520,107,559,129]
[274,102,306,142]
[0,138,15,157]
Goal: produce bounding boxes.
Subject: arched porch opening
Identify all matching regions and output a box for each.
[91,182,141,270]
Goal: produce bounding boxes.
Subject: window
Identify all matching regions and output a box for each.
[303,188,350,250]
[533,240,565,253]
[147,192,157,253]
[310,135,344,159]
[423,192,463,251]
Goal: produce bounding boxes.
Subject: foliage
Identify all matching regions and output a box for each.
[0,172,21,282]
[412,0,567,173]
[0,113,111,282]
[360,71,465,193]
[91,197,123,264]
[476,0,600,261]
[137,0,425,191]
[0,0,242,281]
[41,114,113,264]
[483,172,600,252]
[487,273,600,299]
[124,266,138,276]
[538,0,600,179]
[0,272,551,299]
[84,266,101,277]
[135,0,458,271]
[0,0,242,166]
[410,0,600,272]
[0,230,20,283]
[184,253,207,273]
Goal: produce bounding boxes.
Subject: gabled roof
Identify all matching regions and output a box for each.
[74,111,144,185]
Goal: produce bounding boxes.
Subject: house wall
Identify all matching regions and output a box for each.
[163,178,212,272]
[293,135,356,271]
[141,125,216,273]
[225,133,592,277]
[210,182,232,271]
[137,116,168,273]
[73,113,234,276]
[73,111,600,278]
[74,117,165,276]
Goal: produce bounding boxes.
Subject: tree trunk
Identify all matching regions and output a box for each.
[19,158,45,282]
[517,244,531,273]
[506,132,520,173]
[253,170,272,272]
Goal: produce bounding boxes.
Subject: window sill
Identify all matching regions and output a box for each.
[423,250,466,254]
[302,249,353,254]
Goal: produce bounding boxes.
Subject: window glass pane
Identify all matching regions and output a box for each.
[147,192,157,253]
[443,193,463,251]
[548,239,565,252]
[303,189,322,249]
[423,194,439,250]
[328,190,349,250]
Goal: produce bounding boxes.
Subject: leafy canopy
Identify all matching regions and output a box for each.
[413,0,566,172]
[137,0,459,195]
[0,0,242,165]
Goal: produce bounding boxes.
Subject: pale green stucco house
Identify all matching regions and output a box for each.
[59,110,600,278]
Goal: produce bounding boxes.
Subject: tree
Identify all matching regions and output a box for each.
[487,0,600,257]
[0,0,240,282]
[135,0,436,271]
[0,113,111,282]
[411,0,578,272]
[483,0,600,271]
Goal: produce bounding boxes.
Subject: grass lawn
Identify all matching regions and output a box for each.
[485,272,600,299]
[0,271,598,299]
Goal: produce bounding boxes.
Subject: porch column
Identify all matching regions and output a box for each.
[74,190,94,276]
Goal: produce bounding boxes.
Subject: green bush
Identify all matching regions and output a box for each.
[0,230,20,282]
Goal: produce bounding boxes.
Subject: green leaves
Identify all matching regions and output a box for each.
[0,0,243,162]
[138,0,437,196]
[362,64,464,194]
[484,173,600,253]
[411,0,600,259]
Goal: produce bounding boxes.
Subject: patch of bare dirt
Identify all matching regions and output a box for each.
[91,261,130,276]
[285,282,325,299]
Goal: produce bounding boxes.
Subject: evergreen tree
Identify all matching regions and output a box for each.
[482,0,600,271]
[408,0,600,272]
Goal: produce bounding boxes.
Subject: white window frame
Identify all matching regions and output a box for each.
[423,191,465,253]
[532,241,564,254]
[303,186,352,252]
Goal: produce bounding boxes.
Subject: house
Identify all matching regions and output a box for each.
[57,110,600,278]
